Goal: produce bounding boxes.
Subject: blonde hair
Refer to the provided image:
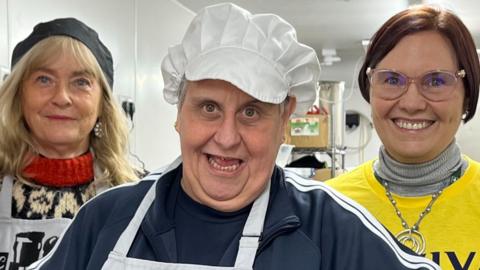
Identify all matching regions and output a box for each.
[0,36,138,185]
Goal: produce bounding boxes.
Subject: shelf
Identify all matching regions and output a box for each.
[291,147,346,155]
[290,147,346,177]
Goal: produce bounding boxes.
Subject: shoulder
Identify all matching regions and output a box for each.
[283,169,371,219]
[74,178,155,227]
[464,155,480,169]
[27,177,161,270]
[325,161,373,187]
[283,168,378,228]
[282,170,440,270]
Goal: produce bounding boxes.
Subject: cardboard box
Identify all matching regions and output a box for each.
[287,115,329,148]
[313,168,344,182]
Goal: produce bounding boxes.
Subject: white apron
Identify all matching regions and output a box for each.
[101,175,271,270]
[0,176,72,270]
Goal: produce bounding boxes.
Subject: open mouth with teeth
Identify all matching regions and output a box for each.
[393,119,434,130]
[207,154,244,172]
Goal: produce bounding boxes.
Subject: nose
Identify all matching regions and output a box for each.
[51,82,72,107]
[398,80,427,112]
[213,114,241,149]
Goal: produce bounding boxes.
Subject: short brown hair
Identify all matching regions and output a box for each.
[358,5,480,123]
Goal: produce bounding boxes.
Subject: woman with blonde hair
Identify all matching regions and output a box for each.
[0,17,138,268]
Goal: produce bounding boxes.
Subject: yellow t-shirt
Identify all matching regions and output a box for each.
[326,157,480,270]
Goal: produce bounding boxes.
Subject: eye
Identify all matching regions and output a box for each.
[239,106,262,123]
[73,78,92,89]
[423,73,449,88]
[243,107,257,118]
[202,103,217,113]
[35,75,53,86]
[374,71,405,88]
[384,74,402,86]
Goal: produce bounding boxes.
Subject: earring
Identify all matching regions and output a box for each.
[174,121,179,132]
[94,121,103,138]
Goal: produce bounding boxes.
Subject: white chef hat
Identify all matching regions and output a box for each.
[161,3,320,115]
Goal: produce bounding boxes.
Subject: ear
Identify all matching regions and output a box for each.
[174,114,180,133]
[282,96,297,123]
[462,97,470,120]
[280,96,296,144]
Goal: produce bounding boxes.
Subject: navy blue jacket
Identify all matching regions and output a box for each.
[31,164,439,270]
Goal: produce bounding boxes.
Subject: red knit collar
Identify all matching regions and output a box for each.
[23,152,94,187]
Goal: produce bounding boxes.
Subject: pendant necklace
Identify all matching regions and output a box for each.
[380,170,460,255]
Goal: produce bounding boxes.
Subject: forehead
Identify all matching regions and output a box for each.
[377,31,458,74]
[26,38,97,77]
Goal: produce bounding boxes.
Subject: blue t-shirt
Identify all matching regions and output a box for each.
[175,186,251,266]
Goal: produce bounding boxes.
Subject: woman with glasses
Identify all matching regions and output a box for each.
[327,5,480,270]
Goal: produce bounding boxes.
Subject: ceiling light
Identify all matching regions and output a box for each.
[321,48,337,56]
[361,39,370,52]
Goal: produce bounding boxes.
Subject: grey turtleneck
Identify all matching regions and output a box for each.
[373,140,467,197]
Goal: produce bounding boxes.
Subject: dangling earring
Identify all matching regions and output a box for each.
[94,121,103,138]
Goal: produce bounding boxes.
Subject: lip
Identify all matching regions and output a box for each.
[204,153,246,177]
[46,115,75,120]
[391,117,435,131]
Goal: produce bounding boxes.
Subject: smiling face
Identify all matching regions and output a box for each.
[176,79,295,212]
[371,31,465,163]
[21,51,102,158]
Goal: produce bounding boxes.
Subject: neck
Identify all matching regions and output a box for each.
[374,141,466,196]
[34,141,90,159]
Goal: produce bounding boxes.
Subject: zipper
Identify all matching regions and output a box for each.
[257,216,300,254]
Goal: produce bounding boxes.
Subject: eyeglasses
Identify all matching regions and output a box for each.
[366,67,465,101]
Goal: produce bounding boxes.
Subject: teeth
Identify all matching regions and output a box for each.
[208,156,240,172]
[395,120,430,130]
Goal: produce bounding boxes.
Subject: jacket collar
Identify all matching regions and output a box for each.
[141,162,301,259]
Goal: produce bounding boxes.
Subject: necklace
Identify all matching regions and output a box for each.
[381,168,460,255]
[382,181,443,255]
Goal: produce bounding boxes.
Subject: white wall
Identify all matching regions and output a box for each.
[135,0,194,170]
[0,0,8,69]
[457,116,480,159]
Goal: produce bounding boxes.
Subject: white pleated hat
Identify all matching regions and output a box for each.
[161,3,320,115]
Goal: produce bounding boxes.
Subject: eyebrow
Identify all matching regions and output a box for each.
[72,70,95,78]
[32,67,95,78]
[189,95,265,106]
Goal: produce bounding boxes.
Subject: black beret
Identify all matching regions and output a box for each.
[11,17,114,88]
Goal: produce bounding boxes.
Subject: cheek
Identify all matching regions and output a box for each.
[370,98,393,119]
[178,120,212,149]
[370,100,385,126]
[243,124,283,158]
[21,98,45,124]
[442,103,463,125]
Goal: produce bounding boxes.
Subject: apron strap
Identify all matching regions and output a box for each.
[234,180,271,268]
[0,175,14,217]
[111,180,157,255]
[110,156,183,256]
